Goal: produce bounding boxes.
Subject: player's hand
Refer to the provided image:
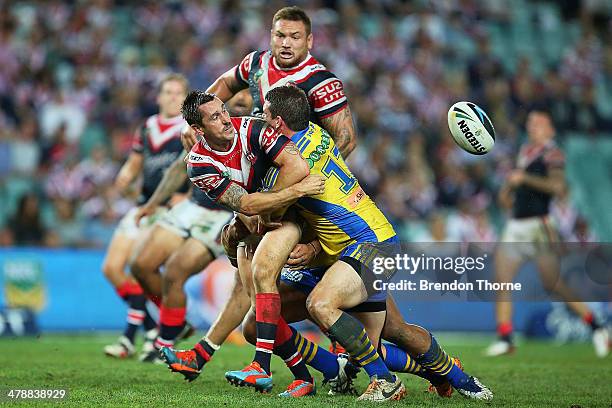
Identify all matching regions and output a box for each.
[286,241,320,269]
[294,174,325,197]
[134,204,156,226]
[257,214,283,233]
[236,213,259,235]
[507,170,525,187]
[181,126,199,152]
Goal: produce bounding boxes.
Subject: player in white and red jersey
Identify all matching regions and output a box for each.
[102,73,190,360]
[182,6,355,160]
[486,109,609,358]
[180,91,326,396]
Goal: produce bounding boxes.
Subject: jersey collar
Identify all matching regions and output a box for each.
[201,130,238,156]
[271,52,313,72]
[290,124,310,143]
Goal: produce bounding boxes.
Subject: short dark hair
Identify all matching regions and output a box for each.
[181,91,215,126]
[272,6,311,35]
[265,85,310,131]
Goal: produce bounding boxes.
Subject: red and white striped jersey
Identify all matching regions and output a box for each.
[187,116,290,202]
[234,51,348,123]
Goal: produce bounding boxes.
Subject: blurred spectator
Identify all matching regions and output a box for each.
[46,198,85,247]
[0,1,608,247]
[6,193,48,246]
[10,120,41,176]
[39,90,87,144]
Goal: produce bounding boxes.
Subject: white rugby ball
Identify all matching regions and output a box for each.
[447,101,495,155]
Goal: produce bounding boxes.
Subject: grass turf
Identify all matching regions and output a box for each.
[1,333,610,407]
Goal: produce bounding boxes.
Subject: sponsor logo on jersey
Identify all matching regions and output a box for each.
[280,269,303,283]
[254,68,264,82]
[313,79,345,106]
[192,174,225,192]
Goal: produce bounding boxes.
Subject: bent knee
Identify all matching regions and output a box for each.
[305,293,333,320]
[251,262,277,284]
[102,261,124,279]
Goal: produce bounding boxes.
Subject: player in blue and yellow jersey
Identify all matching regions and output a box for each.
[258,85,491,401]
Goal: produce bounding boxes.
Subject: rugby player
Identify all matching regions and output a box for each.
[180,90,326,397]
[130,95,251,361]
[486,109,609,358]
[102,73,190,360]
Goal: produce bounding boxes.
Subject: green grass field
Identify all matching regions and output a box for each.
[1,333,611,407]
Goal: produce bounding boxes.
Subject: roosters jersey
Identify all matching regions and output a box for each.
[186,117,290,203]
[132,114,190,205]
[262,122,396,258]
[234,51,348,123]
[513,141,565,219]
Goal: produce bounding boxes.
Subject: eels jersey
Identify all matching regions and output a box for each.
[132,114,190,205]
[263,122,395,258]
[234,51,347,124]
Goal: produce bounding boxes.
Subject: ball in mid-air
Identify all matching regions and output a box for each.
[447,101,495,155]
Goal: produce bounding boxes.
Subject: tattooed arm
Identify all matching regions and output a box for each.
[319,104,357,159]
[206,66,248,102]
[268,142,311,192]
[134,152,188,224]
[217,175,324,216]
[216,142,324,215]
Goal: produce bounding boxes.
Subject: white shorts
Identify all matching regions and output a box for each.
[113,206,166,241]
[157,199,233,257]
[500,216,559,260]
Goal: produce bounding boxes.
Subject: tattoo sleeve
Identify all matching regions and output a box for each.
[218,183,248,212]
[320,104,357,159]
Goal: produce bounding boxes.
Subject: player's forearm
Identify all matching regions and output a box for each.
[320,105,357,159]
[116,154,143,186]
[521,174,564,196]
[206,69,244,102]
[145,155,188,207]
[498,184,514,209]
[239,187,304,216]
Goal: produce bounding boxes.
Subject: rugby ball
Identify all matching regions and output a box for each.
[447,101,495,155]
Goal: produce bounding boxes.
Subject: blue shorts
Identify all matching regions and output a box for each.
[280,236,399,313]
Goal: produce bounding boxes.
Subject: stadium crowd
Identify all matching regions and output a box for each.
[0,0,610,248]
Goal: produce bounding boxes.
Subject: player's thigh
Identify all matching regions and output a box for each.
[279,281,310,323]
[251,221,301,280]
[165,237,214,283]
[351,311,386,348]
[309,260,368,311]
[494,245,523,283]
[102,233,136,286]
[131,224,184,272]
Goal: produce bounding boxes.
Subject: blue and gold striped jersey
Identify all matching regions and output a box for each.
[263,122,395,258]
